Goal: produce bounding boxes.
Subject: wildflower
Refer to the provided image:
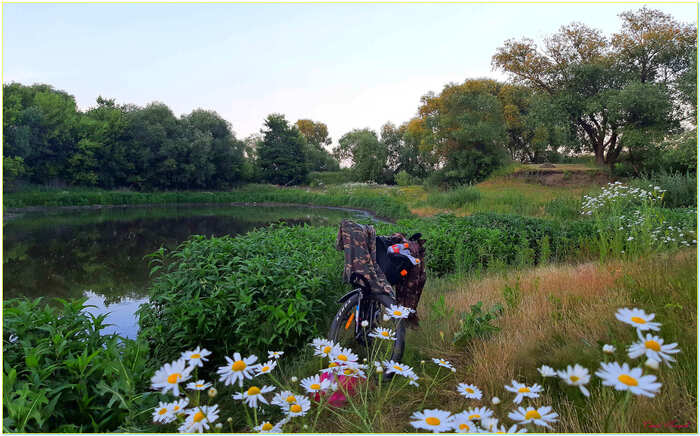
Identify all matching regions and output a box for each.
[463,406,494,421]
[232,385,275,409]
[368,327,396,341]
[432,358,454,370]
[329,346,359,365]
[645,358,660,370]
[602,344,616,354]
[376,366,384,374]
[383,360,414,377]
[557,364,591,397]
[386,304,414,319]
[627,236,634,241]
[254,419,287,433]
[283,396,311,417]
[508,406,558,429]
[181,346,212,368]
[480,417,500,432]
[227,417,233,423]
[300,374,332,394]
[215,423,222,430]
[504,380,543,404]
[489,423,528,433]
[153,401,175,424]
[595,362,661,397]
[187,380,212,391]
[339,365,367,378]
[407,371,420,387]
[538,365,556,377]
[178,405,219,433]
[451,367,457,373]
[217,352,257,387]
[450,412,478,433]
[290,376,298,383]
[627,333,680,367]
[491,397,501,405]
[410,409,453,433]
[151,358,193,396]
[255,360,277,376]
[615,308,661,332]
[208,387,217,398]
[361,320,369,328]
[311,338,335,358]
[271,390,301,408]
[268,351,284,360]
[457,383,482,400]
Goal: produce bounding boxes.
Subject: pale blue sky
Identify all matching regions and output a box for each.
[3,2,697,145]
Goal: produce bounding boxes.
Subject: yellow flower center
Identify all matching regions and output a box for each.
[645,340,661,351]
[158,408,167,415]
[286,395,296,403]
[337,354,348,361]
[393,365,403,371]
[381,331,390,337]
[232,360,246,371]
[167,373,181,384]
[631,316,647,324]
[465,387,474,393]
[262,366,270,372]
[393,310,402,316]
[329,362,338,368]
[518,387,530,393]
[191,353,201,359]
[247,386,261,395]
[262,423,273,431]
[290,404,302,413]
[343,369,355,375]
[468,414,480,420]
[196,384,204,388]
[618,374,638,386]
[193,411,205,423]
[322,345,332,354]
[173,405,180,411]
[310,383,321,390]
[459,423,470,430]
[425,417,441,426]
[570,376,579,382]
[525,410,541,420]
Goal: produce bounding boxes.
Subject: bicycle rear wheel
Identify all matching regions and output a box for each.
[328,293,406,364]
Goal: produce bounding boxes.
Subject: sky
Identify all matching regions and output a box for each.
[3,2,697,147]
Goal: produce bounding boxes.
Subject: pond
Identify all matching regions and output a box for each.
[3,204,375,339]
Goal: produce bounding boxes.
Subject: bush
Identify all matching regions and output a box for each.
[3,298,155,433]
[426,185,482,209]
[631,172,697,208]
[137,225,345,362]
[394,170,422,186]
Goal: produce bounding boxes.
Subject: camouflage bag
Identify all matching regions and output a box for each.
[384,232,426,327]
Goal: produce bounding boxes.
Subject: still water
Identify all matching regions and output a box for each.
[3,204,372,339]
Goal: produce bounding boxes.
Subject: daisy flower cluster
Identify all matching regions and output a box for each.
[580,182,663,216]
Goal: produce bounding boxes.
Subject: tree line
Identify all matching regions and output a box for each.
[3,7,696,190]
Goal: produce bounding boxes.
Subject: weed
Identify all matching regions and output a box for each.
[452,301,504,346]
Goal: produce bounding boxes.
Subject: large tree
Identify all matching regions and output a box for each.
[492,7,696,167]
[334,129,390,183]
[295,119,339,172]
[258,114,308,185]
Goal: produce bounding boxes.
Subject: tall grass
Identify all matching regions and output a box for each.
[426,185,482,210]
[630,172,697,208]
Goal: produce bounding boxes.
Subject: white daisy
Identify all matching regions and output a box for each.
[180,346,211,368]
[283,396,311,417]
[538,365,556,377]
[255,360,278,376]
[595,362,661,397]
[319,361,342,375]
[232,385,275,409]
[504,380,543,404]
[488,423,528,433]
[186,380,212,391]
[463,406,494,421]
[271,390,301,408]
[338,365,367,379]
[557,364,591,397]
[602,344,616,354]
[406,371,420,387]
[615,308,661,331]
[491,397,501,405]
[410,409,453,433]
[311,338,335,358]
[627,333,680,367]
[383,360,414,377]
[368,327,396,341]
[480,417,500,432]
[508,406,559,429]
[153,401,175,424]
[254,418,288,433]
[178,405,219,433]
[450,412,478,433]
[329,346,359,365]
[386,304,414,319]
[432,358,454,370]
[300,375,332,394]
[216,352,257,387]
[645,358,660,370]
[151,358,193,396]
[457,383,482,400]
[268,351,284,360]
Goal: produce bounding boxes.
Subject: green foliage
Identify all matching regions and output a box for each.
[394,170,421,186]
[502,280,522,310]
[545,197,582,220]
[3,298,156,433]
[335,129,392,184]
[630,172,697,208]
[428,294,455,321]
[3,156,26,190]
[137,225,345,361]
[426,185,482,209]
[308,169,355,186]
[258,114,309,185]
[452,301,504,346]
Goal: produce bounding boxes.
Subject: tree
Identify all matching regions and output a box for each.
[258,114,308,185]
[492,7,695,167]
[295,119,339,172]
[334,129,390,183]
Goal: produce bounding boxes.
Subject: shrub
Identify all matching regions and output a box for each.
[3,298,155,433]
[137,225,345,362]
[394,170,421,187]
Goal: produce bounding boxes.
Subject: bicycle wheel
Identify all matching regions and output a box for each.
[328,292,406,364]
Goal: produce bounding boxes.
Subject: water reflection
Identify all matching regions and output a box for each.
[83,291,147,340]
